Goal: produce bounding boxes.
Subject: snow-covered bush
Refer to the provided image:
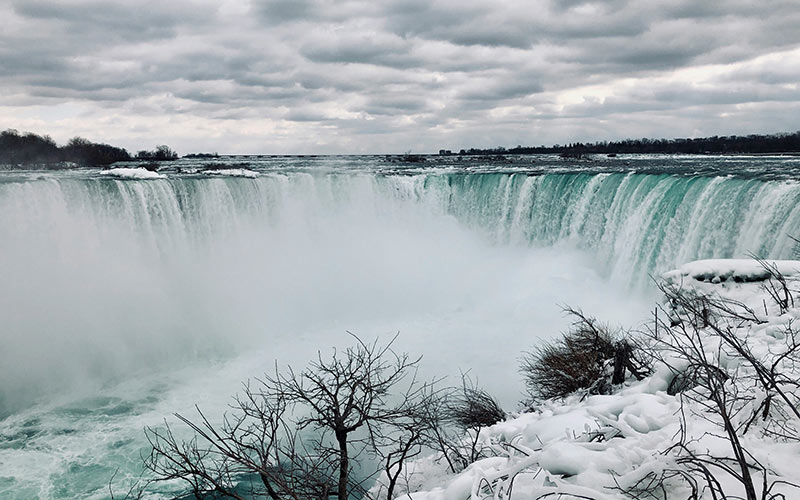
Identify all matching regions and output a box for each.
[631,268,800,500]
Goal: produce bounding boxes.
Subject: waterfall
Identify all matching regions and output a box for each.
[5,171,797,281]
[408,172,800,283]
[1,167,799,416]
[4,161,800,499]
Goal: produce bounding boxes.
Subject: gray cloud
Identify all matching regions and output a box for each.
[300,31,415,67]
[0,0,798,153]
[362,94,430,115]
[11,0,210,42]
[256,0,315,24]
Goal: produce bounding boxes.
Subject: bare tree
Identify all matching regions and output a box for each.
[135,334,441,500]
[658,279,800,426]
[267,334,430,500]
[371,406,428,500]
[143,380,336,499]
[414,385,464,474]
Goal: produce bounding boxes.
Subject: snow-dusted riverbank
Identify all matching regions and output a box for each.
[380,259,800,500]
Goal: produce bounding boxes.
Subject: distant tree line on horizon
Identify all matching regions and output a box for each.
[4,128,800,167]
[0,129,178,168]
[134,145,178,162]
[455,131,800,156]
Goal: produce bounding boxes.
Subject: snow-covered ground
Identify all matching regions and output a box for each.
[664,258,800,286]
[380,259,800,500]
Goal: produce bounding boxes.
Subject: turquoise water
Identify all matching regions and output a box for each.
[1,154,799,498]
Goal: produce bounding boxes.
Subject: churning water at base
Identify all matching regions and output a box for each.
[2,155,800,499]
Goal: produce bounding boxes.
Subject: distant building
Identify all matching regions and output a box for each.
[438,149,452,155]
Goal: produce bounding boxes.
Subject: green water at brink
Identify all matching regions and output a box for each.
[405,171,800,284]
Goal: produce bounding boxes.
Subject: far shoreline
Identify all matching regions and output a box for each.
[2,150,800,170]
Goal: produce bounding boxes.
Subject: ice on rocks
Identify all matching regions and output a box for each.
[99,167,166,179]
[663,258,800,284]
[201,168,259,178]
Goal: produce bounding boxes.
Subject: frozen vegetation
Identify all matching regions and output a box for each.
[374,259,800,500]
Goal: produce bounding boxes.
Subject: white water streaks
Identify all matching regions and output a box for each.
[406,172,800,284]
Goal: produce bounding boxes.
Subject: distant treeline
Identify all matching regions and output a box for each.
[456,131,800,156]
[5,128,800,167]
[0,129,178,167]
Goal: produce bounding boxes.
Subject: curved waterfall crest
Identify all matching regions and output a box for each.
[3,170,800,284]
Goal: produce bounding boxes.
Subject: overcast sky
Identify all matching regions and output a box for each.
[1,0,799,154]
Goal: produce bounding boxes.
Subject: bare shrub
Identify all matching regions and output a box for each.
[445,375,505,430]
[752,255,797,314]
[413,387,466,474]
[441,375,505,464]
[521,308,648,401]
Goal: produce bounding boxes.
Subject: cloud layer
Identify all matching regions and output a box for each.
[1,0,798,153]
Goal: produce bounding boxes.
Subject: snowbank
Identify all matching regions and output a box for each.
[99,167,165,179]
[663,258,800,313]
[663,258,800,284]
[384,259,800,500]
[201,168,259,178]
